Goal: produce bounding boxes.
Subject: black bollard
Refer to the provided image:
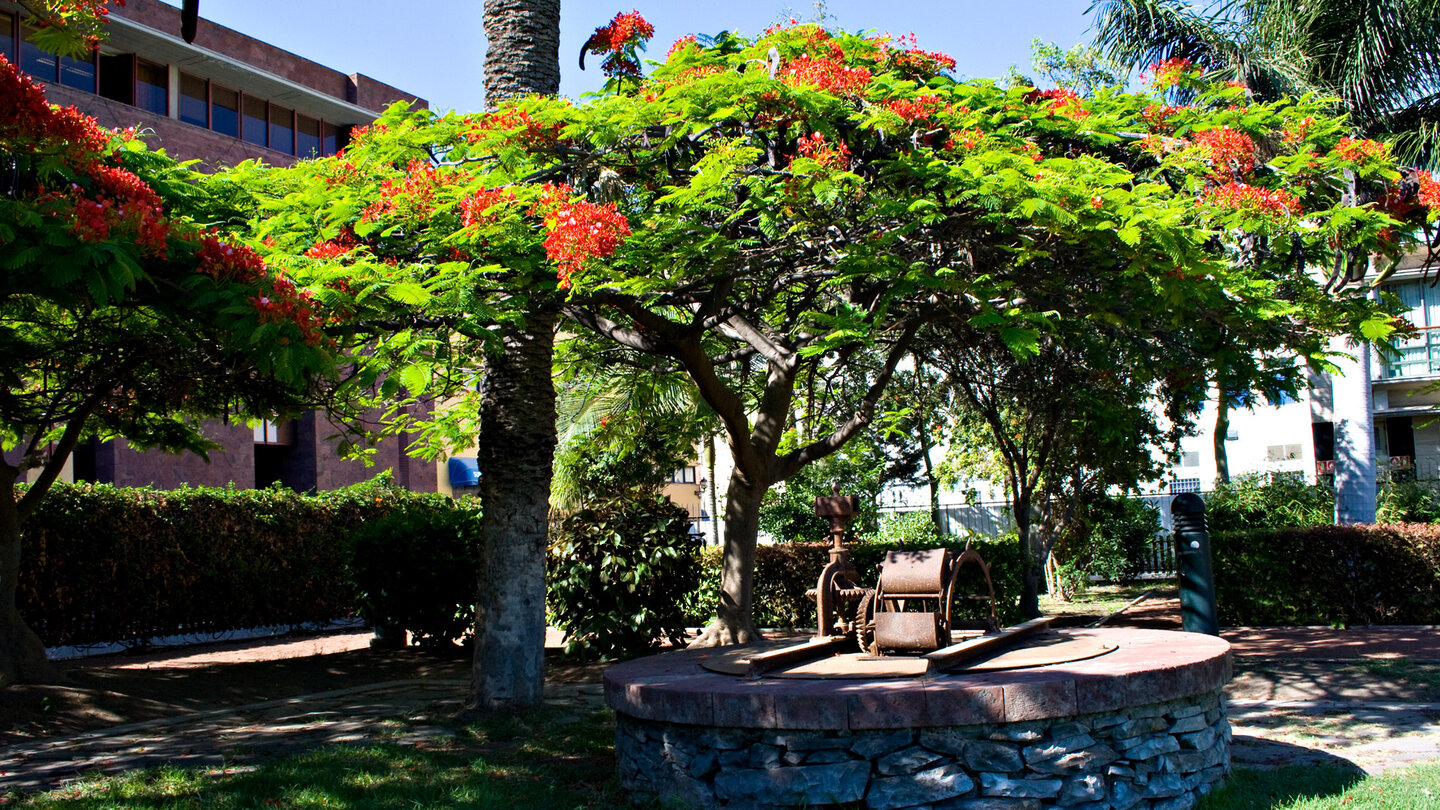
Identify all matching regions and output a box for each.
[1171,493,1219,635]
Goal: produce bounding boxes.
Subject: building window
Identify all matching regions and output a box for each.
[1179,451,1200,468]
[322,121,345,156]
[0,12,14,63]
[672,467,697,484]
[59,51,96,92]
[269,104,294,154]
[98,53,133,104]
[20,25,58,81]
[296,114,321,158]
[242,95,268,147]
[1265,444,1302,462]
[1383,280,1440,379]
[134,58,167,115]
[178,72,208,127]
[210,84,239,137]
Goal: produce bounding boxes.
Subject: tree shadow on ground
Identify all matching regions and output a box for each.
[1200,751,1366,809]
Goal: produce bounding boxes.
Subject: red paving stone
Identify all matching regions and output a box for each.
[1105,589,1440,660]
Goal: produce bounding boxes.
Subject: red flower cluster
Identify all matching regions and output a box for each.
[529,181,577,217]
[588,10,654,77]
[882,93,943,124]
[1332,136,1389,163]
[360,159,463,224]
[1,55,108,160]
[464,108,565,148]
[796,131,851,169]
[782,54,873,97]
[1026,88,1089,119]
[1202,181,1301,218]
[1282,116,1315,145]
[874,34,956,78]
[304,229,360,260]
[946,128,985,151]
[1419,171,1440,209]
[543,201,632,288]
[1147,57,1194,89]
[1140,104,1183,133]
[1191,126,1255,180]
[196,233,267,284]
[459,187,517,227]
[667,35,699,57]
[251,275,326,346]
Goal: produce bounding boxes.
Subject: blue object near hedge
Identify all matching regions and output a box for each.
[448,457,480,487]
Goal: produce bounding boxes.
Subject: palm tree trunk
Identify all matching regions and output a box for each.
[470,0,561,711]
[473,310,557,708]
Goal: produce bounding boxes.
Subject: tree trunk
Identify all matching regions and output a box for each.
[472,309,557,710]
[1014,492,1042,619]
[471,0,561,712]
[690,467,767,646]
[482,0,561,102]
[1213,397,1231,486]
[0,468,58,687]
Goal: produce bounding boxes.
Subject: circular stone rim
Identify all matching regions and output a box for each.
[603,627,1231,730]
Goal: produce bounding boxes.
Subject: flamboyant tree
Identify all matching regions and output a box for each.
[244,18,1424,641]
[0,56,337,684]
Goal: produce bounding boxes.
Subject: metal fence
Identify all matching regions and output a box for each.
[878,493,1184,578]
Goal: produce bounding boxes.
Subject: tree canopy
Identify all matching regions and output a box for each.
[0,55,337,684]
[239,18,1424,637]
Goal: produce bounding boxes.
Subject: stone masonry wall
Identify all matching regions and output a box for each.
[614,690,1229,810]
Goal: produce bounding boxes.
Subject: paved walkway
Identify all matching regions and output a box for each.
[4,598,1439,797]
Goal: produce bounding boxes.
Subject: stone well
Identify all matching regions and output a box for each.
[603,628,1231,810]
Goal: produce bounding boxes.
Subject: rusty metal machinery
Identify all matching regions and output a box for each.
[805,491,869,640]
[856,541,1000,656]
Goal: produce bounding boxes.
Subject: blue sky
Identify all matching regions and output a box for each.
[156,1,1097,113]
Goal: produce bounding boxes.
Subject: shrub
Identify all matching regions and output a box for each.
[688,533,1027,630]
[347,499,484,648]
[1212,523,1440,626]
[19,477,414,647]
[864,511,940,546]
[1376,479,1440,524]
[1205,471,1332,533]
[1079,495,1163,581]
[548,492,700,660]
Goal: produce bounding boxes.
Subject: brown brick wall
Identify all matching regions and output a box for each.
[103,421,257,489]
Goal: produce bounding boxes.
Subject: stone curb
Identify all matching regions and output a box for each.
[1227,699,1440,711]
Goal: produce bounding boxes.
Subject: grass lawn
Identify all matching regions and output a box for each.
[10,701,1437,809]
[1038,581,1155,620]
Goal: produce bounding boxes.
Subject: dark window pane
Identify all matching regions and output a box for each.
[59,51,96,92]
[242,95,267,147]
[98,53,133,104]
[269,104,293,154]
[135,59,167,115]
[178,72,207,126]
[0,13,16,64]
[211,84,238,137]
[296,114,320,158]
[21,26,58,81]
[321,122,340,156]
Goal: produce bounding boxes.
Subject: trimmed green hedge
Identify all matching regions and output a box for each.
[19,479,460,647]
[687,536,1027,630]
[1213,524,1440,626]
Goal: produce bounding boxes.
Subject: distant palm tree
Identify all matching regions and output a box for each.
[1089,0,1440,167]
[470,0,562,711]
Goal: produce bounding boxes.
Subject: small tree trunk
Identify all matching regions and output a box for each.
[0,469,58,686]
[472,309,556,710]
[1213,398,1231,486]
[690,467,767,647]
[1014,493,1042,619]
